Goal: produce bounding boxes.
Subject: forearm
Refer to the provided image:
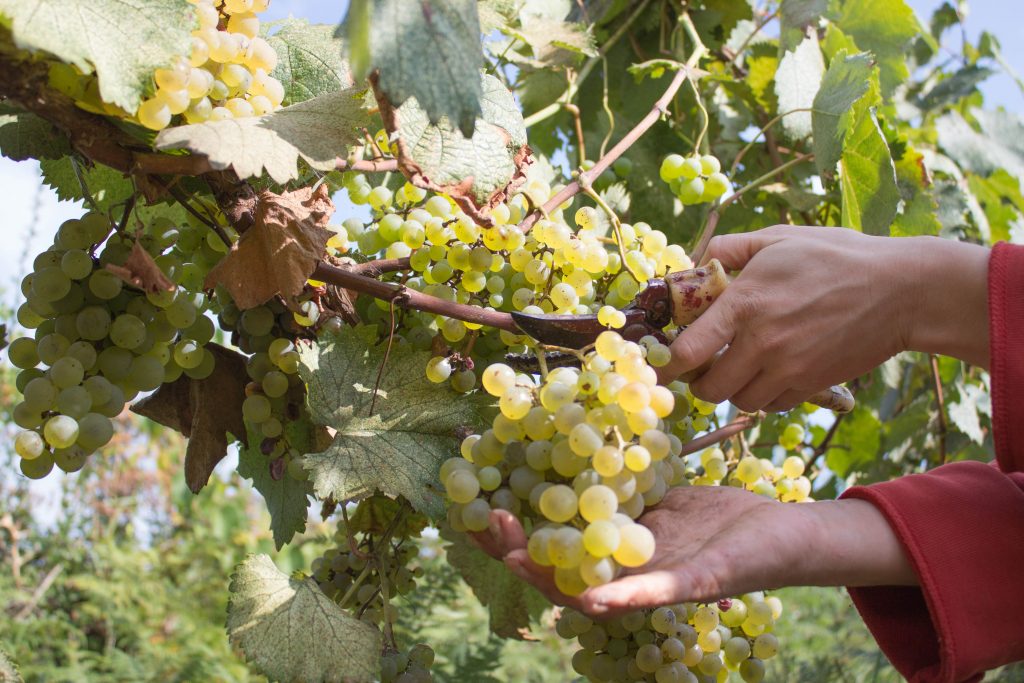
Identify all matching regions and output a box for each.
[895,236,991,368]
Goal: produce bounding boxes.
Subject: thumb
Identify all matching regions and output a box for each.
[703,228,783,270]
[656,297,737,383]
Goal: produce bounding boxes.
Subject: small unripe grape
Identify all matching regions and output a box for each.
[15,430,45,460]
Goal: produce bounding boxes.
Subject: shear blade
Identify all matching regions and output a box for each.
[511,308,649,349]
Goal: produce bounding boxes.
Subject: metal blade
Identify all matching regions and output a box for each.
[511,308,650,348]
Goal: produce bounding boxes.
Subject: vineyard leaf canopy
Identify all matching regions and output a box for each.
[227,554,380,683]
[155,88,374,184]
[390,73,529,210]
[237,419,319,550]
[935,109,1024,178]
[204,185,334,310]
[267,19,355,105]
[347,0,484,138]
[442,526,549,639]
[774,33,825,140]
[132,344,248,494]
[298,325,491,519]
[0,0,194,113]
[779,0,828,52]
[811,50,873,177]
[828,0,920,97]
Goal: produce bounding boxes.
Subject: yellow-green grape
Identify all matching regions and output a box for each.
[43,415,79,449]
[694,604,720,632]
[700,154,721,175]
[613,523,655,567]
[739,658,766,683]
[499,386,533,420]
[582,519,620,557]
[752,633,778,659]
[554,566,588,597]
[723,636,752,663]
[579,554,616,587]
[461,498,492,532]
[579,484,618,522]
[592,445,624,477]
[779,423,806,450]
[624,444,651,472]
[425,356,452,383]
[650,606,676,634]
[137,98,172,130]
[445,468,480,504]
[782,455,806,479]
[635,643,663,673]
[735,456,762,485]
[15,431,45,460]
[539,484,578,523]
[527,526,555,566]
[546,526,585,568]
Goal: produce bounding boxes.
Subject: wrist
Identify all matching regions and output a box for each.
[790,498,917,588]
[896,237,991,368]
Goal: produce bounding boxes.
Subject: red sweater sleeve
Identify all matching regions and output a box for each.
[839,242,1024,683]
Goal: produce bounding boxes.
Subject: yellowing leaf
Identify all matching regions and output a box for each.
[227,554,381,683]
[204,185,334,310]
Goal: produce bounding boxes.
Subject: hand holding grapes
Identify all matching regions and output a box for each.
[473,486,916,618]
[658,226,991,410]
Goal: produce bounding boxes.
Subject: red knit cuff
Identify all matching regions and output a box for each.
[840,462,1024,683]
[988,242,1024,472]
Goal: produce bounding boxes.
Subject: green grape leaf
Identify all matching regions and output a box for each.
[298,326,491,519]
[780,0,828,52]
[690,0,753,49]
[500,16,596,67]
[238,417,321,550]
[934,109,1024,178]
[441,525,549,638]
[227,554,381,683]
[811,51,873,177]
[0,110,72,161]
[840,97,900,235]
[745,44,780,114]
[384,73,530,219]
[969,170,1024,243]
[949,380,987,445]
[267,19,355,106]
[774,33,825,140]
[0,649,21,683]
[154,88,374,184]
[829,0,920,97]
[826,406,882,478]
[917,64,994,111]
[349,0,484,138]
[37,158,134,211]
[0,0,194,113]
[132,343,249,494]
[891,148,941,237]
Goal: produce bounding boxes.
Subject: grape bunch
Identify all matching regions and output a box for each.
[440,331,695,596]
[380,645,435,683]
[659,154,732,206]
[561,596,779,683]
[134,0,284,129]
[7,211,218,478]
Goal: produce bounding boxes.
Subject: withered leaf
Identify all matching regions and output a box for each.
[131,343,248,493]
[204,184,334,309]
[106,240,175,293]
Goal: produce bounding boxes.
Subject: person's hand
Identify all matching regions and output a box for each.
[471,486,916,618]
[658,226,990,411]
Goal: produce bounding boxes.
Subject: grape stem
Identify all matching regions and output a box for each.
[678,414,760,457]
[930,354,949,464]
[518,20,707,234]
[579,182,646,284]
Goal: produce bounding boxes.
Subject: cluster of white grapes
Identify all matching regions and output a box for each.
[8,212,218,478]
[561,596,779,683]
[441,331,694,596]
[659,154,732,207]
[136,0,284,129]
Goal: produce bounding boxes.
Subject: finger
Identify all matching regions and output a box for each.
[468,530,503,560]
[764,389,806,413]
[579,570,690,617]
[728,371,786,413]
[687,341,761,405]
[491,509,528,550]
[504,550,586,610]
[657,297,740,383]
[703,227,786,270]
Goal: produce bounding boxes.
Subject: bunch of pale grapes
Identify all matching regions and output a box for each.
[440,331,699,597]
[311,532,424,630]
[380,644,435,683]
[561,596,780,683]
[691,433,812,503]
[135,0,283,129]
[659,154,732,207]
[7,212,218,478]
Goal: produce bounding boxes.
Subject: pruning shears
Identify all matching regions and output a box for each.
[510,260,855,414]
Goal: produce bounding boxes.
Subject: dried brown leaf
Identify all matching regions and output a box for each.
[204,184,334,309]
[105,240,175,293]
[131,343,248,493]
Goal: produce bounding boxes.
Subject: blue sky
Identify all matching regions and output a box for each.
[1,0,1020,297]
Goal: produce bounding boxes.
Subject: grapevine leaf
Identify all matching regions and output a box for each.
[690,0,753,49]
[349,0,484,138]
[826,406,881,478]
[780,0,827,52]
[267,19,355,106]
[238,418,322,550]
[0,649,20,683]
[891,148,941,237]
[934,109,1024,178]
[131,343,248,493]
[382,73,530,220]
[347,495,429,537]
[154,89,373,184]
[298,325,492,519]
[745,44,780,113]
[840,97,900,235]
[441,525,548,638]
[502,16,596,67]
[969,170,1024,243]
[773,33,824,140]
[227,554,381,683]
[0,0,194,113]
[829,0,920,97]
[105,240,176,294]
[0,111,71,161]
[204,185,334,310]
[37,158,134,211]
[811,51,873,177]
[917,64,994,111]
[949,381,986,445]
